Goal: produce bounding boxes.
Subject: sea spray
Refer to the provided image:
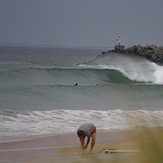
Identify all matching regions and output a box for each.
[83,52,163,84]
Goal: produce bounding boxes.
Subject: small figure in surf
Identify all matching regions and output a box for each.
[77,123,96,154]
[74,83,78,86]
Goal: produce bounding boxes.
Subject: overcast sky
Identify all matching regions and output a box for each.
[0,0,163,47]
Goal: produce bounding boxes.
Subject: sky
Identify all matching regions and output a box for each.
[0,0,163,47]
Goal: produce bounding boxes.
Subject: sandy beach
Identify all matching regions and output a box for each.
[0,127,163,163]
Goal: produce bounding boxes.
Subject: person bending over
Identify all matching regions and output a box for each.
[77,123,96,153]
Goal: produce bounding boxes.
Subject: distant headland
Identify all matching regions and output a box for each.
[101,44,163,65]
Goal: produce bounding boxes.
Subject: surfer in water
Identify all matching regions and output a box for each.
[77,123,96,154]
[74,83,78,86]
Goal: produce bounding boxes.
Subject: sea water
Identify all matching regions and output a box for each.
[0,46,163,142]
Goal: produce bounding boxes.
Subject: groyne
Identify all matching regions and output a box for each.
[100,44,163,64]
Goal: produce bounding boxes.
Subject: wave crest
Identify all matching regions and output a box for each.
[82,53,163,84]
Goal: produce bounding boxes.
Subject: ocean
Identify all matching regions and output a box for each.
[0,46,163,142]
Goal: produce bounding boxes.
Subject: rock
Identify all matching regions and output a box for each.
[151,53,158,61]
[114,45,125,52]
[145,50,153,57]
[126,47,134,53]
[101,44,163,64]
[136,46,145,55]
[154,48,162,58]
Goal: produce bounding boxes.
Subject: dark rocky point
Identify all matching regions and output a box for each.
[101,44,163,65]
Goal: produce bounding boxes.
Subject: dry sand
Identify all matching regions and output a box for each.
[0,127,163,163]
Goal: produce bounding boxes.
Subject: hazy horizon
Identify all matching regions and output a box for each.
[1,0,163,47]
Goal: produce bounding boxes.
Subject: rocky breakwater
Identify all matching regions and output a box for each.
[102,44,163,65]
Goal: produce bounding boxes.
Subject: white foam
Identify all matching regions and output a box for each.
[1,109,163,142]
[153,65,163,84]
[84,53,163,84]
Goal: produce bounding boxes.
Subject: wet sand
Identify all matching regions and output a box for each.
[0,128,163,163]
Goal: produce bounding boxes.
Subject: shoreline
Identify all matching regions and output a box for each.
[0,127,145,144]
[0,127,163,163]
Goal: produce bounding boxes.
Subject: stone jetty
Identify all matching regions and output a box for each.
[101,44,163,64]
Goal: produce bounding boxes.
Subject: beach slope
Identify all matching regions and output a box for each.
[0,128,163,163]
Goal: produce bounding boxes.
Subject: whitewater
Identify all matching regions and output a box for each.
[0,46,163,142]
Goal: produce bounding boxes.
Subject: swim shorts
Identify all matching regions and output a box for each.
[92,129,96,134]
